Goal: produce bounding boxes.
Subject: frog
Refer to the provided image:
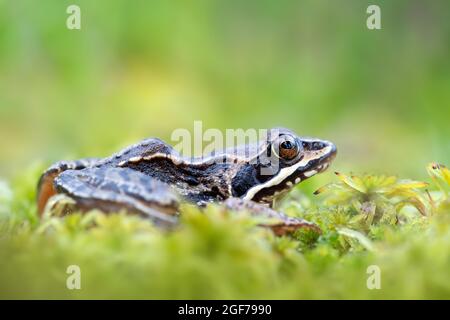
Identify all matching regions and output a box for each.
[37,127,336,235]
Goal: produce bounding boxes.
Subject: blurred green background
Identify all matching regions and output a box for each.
[0,0,449,179]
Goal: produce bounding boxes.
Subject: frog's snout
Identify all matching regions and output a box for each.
[306,139,337,174]
[326,141,337,160]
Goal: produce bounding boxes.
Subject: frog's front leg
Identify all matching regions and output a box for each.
[49,167,179,228]
[223,198,321,236]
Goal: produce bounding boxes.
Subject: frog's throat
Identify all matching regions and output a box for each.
[242,145,334,201]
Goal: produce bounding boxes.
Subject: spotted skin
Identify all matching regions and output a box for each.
[37,129,337,235]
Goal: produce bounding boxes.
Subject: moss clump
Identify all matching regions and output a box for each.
[0,163,449,299]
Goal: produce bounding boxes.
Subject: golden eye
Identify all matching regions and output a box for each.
[272,135,299,160]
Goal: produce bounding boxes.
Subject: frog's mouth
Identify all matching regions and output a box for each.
[243,140,336,203]
[296,142,337,176]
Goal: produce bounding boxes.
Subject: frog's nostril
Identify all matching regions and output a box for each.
[312,142,324,150]
[299,140,334,151]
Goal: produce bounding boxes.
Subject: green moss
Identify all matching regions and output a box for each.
[0,164,449,299]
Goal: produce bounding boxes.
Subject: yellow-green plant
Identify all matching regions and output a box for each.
[314,172,428,230]
[427,163,450,214]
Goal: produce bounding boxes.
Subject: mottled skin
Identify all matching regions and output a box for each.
[37,128,336,235]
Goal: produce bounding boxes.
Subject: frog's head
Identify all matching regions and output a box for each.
[231,128,336,203]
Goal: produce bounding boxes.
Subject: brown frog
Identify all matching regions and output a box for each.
[37,128,336,235]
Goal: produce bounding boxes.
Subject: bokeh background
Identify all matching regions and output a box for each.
[0,0,449,181]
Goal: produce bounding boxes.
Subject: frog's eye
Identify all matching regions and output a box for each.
[272,135,300,160]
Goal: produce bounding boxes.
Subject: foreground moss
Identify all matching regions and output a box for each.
[0,164,449,299]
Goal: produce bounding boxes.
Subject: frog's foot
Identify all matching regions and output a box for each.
[37,158,101,214]
[223,198,321,236]
[52,167,179,228]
